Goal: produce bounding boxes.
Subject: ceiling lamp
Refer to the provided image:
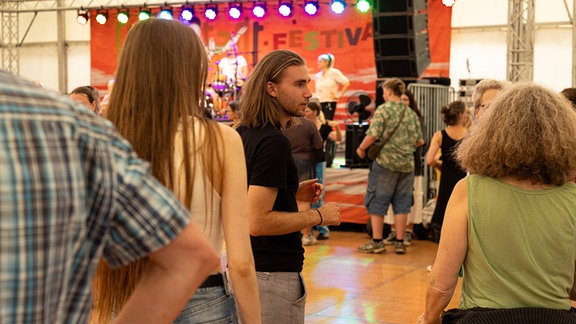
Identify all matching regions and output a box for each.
[330,0,346,14]
[278,1,293,17]
[76,9,89,25]
[304,0,319,15]
[228,3,242,19]
[205,4,218,20]
[356,0,370,13]
[180,5,194,24]
[95,9,108,24]
[442,0,456,7]
[117,8,129,24]
[138,7,151,21]
[252,2,266,18]
[158,7,173,20]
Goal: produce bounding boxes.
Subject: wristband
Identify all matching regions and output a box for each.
[315,209,323,226]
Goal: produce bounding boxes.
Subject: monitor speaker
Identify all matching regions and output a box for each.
[345,123,370,168]
[373,0,430,78]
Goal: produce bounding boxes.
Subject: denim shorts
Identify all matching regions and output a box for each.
[364,161,414,215]
[173,282,238,323]
[256,271,306,324]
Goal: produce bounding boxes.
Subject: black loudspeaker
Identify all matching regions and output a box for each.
[345,123,370,168]
[373,0,431,78]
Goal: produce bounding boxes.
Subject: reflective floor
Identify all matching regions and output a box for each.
[302,229,462,323]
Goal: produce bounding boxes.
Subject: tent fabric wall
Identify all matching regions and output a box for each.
[8,0,576,93]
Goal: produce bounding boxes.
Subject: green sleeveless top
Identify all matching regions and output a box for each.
[461,175,576,310]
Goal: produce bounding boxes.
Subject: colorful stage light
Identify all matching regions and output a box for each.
[278,1,293,17]
[205,4,218,20]
[330,0,346,14]
[252,2,267,18]
[228,3,242,19]
[117,8,129,24]
[95,9,108,24]
[355,0,370,13]
[76,9,88,25]
[180,5,194,24]
[138,8,151,21]
[158,7,173,20]
[304,0,319,15]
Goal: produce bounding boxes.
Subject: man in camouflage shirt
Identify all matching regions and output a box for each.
[356,78,424,254]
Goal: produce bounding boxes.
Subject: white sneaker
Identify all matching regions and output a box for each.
[302,234,317,246]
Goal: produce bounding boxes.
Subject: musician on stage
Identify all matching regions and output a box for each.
[218,50,248,88]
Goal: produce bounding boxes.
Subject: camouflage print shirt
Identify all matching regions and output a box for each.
[366,100,423,173]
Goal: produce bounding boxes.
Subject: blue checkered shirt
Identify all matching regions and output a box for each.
[0,71,191,323]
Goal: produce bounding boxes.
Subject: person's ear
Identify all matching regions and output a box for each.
[266,81,278,97]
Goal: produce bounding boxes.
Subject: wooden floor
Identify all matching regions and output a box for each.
[302,229,462,323]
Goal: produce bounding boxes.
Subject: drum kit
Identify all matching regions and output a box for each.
[206,50,253,119]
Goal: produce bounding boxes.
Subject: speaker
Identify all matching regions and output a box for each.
[373,0,430,78]
[374,0,427,12]
[345,123,370,168]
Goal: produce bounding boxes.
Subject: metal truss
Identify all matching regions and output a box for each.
[0,0,229,13]
[507,0,535,82]
[1,2,19,74]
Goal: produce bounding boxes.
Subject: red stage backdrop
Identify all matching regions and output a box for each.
[90,3,451,121]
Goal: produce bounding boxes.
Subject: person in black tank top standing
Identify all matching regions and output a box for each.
[426,101,469,242]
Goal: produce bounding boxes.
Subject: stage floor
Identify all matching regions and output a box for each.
[324,166,369,225]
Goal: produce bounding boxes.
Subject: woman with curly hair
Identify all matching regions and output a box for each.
[419,83,576,324]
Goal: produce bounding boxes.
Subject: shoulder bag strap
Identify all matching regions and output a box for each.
[379,105,407,147]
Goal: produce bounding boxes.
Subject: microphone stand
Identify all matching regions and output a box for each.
[231,31,239,100]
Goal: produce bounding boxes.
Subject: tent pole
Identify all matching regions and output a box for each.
[57,0,68,93]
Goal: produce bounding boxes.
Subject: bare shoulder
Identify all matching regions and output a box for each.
[214,122,244,155]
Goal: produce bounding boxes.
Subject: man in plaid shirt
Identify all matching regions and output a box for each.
[0,71,219,323]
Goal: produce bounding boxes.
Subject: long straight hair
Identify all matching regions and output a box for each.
[240,49,306,128]
[91,19,224,323]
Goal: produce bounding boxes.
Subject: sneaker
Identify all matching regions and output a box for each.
[302,234,317,246]
[383,231,397,245]
[358,240,386,254]
[394,241,406,254]
[403,231,413,246]
[316,226,330,240]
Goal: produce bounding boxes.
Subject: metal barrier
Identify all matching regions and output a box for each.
[405,83,457,224]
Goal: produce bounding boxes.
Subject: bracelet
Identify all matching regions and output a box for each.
[315,209,323,226]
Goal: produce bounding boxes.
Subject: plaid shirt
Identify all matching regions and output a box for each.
[0,71,191,323]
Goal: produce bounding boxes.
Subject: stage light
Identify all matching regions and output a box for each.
[138,7,151,20]
[95,9,108,24]
[205,4,218,20]
[252,2,267,18]
[228,3,242,19]
[158,7,173,20]
[117,8,129,24]
[304,0,319,15]
[356,0,370,13]
[76,9,88,25]
[442,0,456,7]
[330,0,346,14]
[180,5,194,24]
[278,1,293,17]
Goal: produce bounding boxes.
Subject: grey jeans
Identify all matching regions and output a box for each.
[256,271,306,324]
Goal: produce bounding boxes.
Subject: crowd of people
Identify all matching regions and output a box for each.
[3,17,576,323]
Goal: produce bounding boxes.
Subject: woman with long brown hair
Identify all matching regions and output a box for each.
[91,19,260,324]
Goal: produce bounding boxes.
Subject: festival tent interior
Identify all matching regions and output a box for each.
[2,0,575,223]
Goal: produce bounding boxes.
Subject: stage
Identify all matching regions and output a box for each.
[324,166,369,224]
